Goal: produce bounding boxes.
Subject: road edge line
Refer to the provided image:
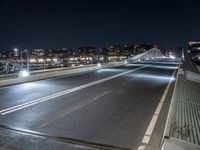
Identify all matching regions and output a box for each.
[138,65,178,150]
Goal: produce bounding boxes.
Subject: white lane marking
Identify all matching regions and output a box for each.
[160,65,180,146]
[138,66,177,148]
[39,91,110,128]
[0,65,149,115]
[138,145,146,150]
[155,102,163,115]
[145,115,158,137]
[142,135,151,144]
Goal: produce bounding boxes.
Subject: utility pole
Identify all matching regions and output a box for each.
[20,50,22,70]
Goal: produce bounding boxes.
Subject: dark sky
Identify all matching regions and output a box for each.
[0,0,200,50]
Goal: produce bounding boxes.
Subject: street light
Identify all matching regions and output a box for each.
[18,70,30,78]
[14,48,23,70]
[13,48,19,57]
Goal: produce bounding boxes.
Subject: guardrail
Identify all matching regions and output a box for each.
[0,62,124,87]
[0,64,96,78]
[195,63,200,72]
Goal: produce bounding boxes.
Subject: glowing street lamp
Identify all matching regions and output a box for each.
[13,48,19,57]
[14,48,18,51]
[18,70,30,78]
[14,48,23,70]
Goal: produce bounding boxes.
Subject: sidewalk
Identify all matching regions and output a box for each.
[162,65,200,150]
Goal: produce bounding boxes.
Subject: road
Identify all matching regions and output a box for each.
[0,63,178,150]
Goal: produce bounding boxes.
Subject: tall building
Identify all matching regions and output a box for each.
[99,44,153,62]
[134,44,154,55]
[99,45,124,62]
[77,47,97,64]
[188,41,200,65]
[0,50,7,60]
[29,48,76,67]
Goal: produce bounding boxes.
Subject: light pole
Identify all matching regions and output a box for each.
[13,48,19,57]
[24,49,29,70]
[14,48,20,71]
[20,50,22,70]
[14,48,23,70]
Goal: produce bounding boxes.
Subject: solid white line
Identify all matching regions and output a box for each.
[0,65,149,115]
[140,66,177,146]
[142,135,151,144]
[138,145,146,150]
[160,65,180,146]
[145,115,158,137]
[155,102,163,115]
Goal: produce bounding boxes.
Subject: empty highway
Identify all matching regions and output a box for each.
[0,63,178,150]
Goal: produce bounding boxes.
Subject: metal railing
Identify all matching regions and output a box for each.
[128,48,165,62]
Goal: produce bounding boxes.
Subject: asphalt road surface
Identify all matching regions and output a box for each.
[0,63,178,150]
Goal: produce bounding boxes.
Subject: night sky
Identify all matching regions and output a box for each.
[0,0,200,50]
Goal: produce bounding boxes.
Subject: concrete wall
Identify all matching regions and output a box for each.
[196,64,200,73]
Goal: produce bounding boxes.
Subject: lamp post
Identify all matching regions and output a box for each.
[13,48,19,57]
[13,48,23,70]
[20,50,22,70]
[23,49,29,70]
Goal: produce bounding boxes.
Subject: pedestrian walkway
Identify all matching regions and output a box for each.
[162,66,200,150]
[170,74,200,145]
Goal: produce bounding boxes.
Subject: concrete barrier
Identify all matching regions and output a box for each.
[196,64,200,73]
[0,64,97,79]
[0,62,124,87]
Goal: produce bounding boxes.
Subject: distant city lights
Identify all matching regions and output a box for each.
[29,59,36,63]
[38,59,44,63]
[46,58,51,62]
[14,48,18,52]
[53,58,58,62]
